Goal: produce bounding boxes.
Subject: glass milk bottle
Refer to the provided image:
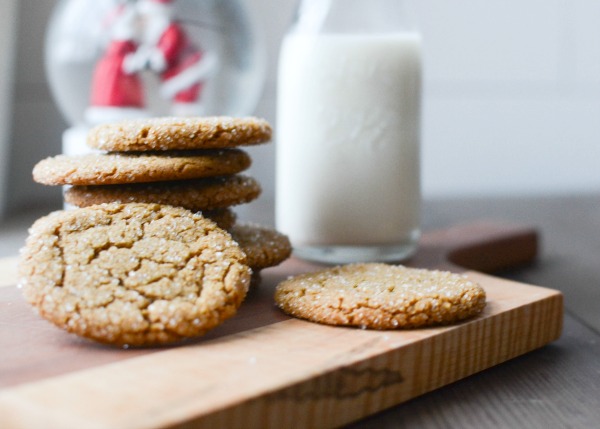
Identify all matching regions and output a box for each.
[276,0,422,264]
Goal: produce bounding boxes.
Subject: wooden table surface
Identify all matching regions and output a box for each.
[350,193,600,428]
[1,194,599,428]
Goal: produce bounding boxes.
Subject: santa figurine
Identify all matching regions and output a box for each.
[129,0,217,116]
[85,1,148,125]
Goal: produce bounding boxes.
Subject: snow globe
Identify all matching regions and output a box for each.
[45,0,266,155]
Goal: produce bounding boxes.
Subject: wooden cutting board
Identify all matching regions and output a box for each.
[0,222,563,429]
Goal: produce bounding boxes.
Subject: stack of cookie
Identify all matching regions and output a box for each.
[33,116,291,278]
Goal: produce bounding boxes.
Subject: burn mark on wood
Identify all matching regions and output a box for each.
[272,366,405,401]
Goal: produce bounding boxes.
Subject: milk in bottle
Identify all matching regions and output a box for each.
[276,0,421,263]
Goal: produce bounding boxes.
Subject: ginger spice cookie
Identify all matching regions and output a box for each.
[19,203,251,347]
[230,224,292,270]
[87,116,272,151]
[203,208,237,231]
[275,263,486,329]
[64,175,262,212]
[33,149,251,186]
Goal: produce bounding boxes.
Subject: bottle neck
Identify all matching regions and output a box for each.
[293,0,416,34]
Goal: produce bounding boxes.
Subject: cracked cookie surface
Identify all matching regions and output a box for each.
[87,116,272,151]
[275,263,486,329]
[19,203,251,347]
[64,175,261,212]
[33,149,251,186]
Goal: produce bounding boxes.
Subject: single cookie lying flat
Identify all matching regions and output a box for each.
[275,263,486,329]
[87,116,272,151]
[33,149,251,186]
[64,175,261,212]
[230,224,292,270]
[19,203,251,347]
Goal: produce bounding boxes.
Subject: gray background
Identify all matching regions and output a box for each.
[1,0,600,220]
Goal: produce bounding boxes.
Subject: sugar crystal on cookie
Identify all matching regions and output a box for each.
[275,263,486,330]
[19,203,251,347]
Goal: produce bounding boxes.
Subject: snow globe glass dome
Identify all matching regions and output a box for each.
[45,0,266,153]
